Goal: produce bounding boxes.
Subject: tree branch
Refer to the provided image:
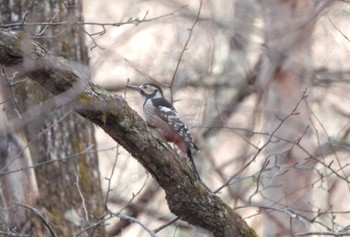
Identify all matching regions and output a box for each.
[0,28,257,237]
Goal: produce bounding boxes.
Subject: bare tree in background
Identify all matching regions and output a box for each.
[257,1,319,236]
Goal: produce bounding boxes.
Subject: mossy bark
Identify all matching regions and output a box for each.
[0,1,105,236]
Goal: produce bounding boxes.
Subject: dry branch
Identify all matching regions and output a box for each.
[0,28,257,237]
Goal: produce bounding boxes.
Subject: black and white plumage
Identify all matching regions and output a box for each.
[126,83,199,175]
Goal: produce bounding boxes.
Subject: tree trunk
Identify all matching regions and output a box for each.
[258,1,321,236]
[0,1,105,236]
[0,69,39,228]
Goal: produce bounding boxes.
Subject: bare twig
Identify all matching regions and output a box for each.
[1,66,23,118]
[0,144,95,176]
[75,217,110,237]
[328,16,350,44]
[169,0,202,102]
[108,180,163,236]
[248,159,270,203]
[0,110,72,173]
[0,5,188,34]
[104,146,120,204]
[61,0,102,50]
[153,217,180,233]
[296,230,350,236]
[75,173,90,223]
[115,174,150,215]
[109,212,157,237]
[0,231,29,237]
[214,89,308,193]
[35,6,60,36]
[15,202,57,237]
[0,215,23,236]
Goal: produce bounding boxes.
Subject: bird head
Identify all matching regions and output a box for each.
[126,83,164,99]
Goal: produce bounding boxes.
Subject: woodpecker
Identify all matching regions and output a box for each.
[126,83,199,175]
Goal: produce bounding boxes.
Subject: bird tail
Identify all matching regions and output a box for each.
[187,149,199,177]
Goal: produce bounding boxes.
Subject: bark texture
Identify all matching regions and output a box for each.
[0,28,257,237]
[0,1,105,236]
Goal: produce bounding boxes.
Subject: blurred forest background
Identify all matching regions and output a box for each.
[1,0,350,236]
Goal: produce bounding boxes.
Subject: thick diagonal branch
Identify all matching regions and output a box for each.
[0,29,257,237]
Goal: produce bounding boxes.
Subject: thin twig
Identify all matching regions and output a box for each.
[153,217,180,233]
[0,144,94,176]
[116,174,150,215]
[123,58,168,87]
[0,111,72,173]
[169,0,202,102]
[15,202,57,237]
[214,89,308,193]
[248,159,270,204]
[296,230,350,236]
[1,5,188,51]
[75,173,90,223]
[36,7,61,36]
[104,146,119,204]
[0,231,29,237]
[75,216,110,237]
[62,0,101,50]
[328,17,350,44]
[109,212,157,237]
[1,66,23,118]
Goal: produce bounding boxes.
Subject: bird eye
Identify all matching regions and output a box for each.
[143,85,148,89]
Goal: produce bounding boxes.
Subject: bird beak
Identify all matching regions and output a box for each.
[126,84,141,92]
